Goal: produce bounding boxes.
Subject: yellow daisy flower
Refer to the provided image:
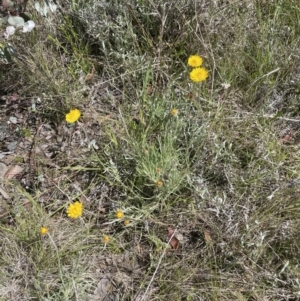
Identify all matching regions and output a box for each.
[188,55,203,67]
[65,109,81,123]
[67,201,83,219]
[103,235,110,243]
[189,67,208,82]
[40,226,48,235]
[156,180,163,187]
[171,108,179,116]
[116,209,124,219]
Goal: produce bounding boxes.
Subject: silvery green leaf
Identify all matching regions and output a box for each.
[3,47,12,62]
[0,47,6,61]
[43,5,48,17]
[23,20,35,33]
[88,139,99,150]
[6,43,17,57]
[31,101,36,111]
[3,26,15,39]
[6,26,15,34]
[9,116,17,124]
[8,16,25,28]
[49,1,57,13]
[34,2,41,12]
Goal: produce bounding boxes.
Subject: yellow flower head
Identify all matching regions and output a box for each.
[124,219,130,226]
[103,235,110,243]
[171,108,179,116]
[40,226,48,235]
[189,67,208,82]
[188,55,203,67]
[156,180,163,187]
[67,201,83,219]
[116,209,124,219]
[65,109,81,123]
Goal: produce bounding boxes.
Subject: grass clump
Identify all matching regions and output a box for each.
[0,0,300,300]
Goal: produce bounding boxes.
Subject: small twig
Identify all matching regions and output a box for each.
[224,113,300,122]
[262,114,300,122]
[72,279,79,301]
[139,229,177,301]
[249,67,280,87]
[48,234,65,287]
[28,122,43,187]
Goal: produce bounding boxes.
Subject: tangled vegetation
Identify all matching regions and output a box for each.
[1,1,300,300]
